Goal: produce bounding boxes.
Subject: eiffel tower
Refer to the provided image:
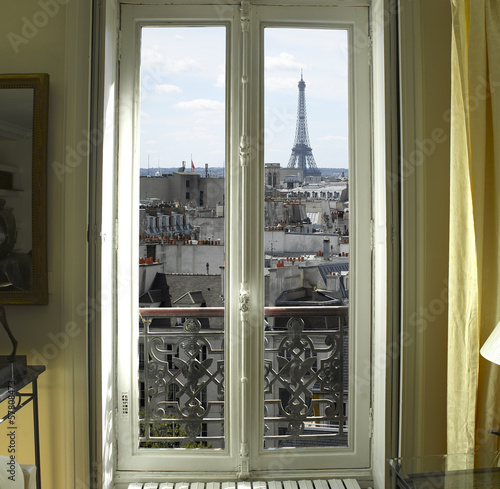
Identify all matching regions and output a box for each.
[287,71,321,178]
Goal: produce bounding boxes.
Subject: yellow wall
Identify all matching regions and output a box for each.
[0,0,453,487]
[400,0,451,460]
[0,1,90,487]
[418,0,451,456]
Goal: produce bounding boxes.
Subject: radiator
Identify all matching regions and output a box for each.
[127,480,362,489]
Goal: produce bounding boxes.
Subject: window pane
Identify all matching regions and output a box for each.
[263,27,350,449]
[138,26,226,450]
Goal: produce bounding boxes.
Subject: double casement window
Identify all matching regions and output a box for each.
[115,0,373,481]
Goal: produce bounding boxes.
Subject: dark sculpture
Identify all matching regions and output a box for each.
[0,199,31,291]
[0,199,23,362]
[0,305,17,362]
[0,251,32,290]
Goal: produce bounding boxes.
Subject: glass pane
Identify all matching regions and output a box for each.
[138,26,226,450]
[263,27,349,449]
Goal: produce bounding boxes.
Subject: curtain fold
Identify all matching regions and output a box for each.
[448,0,500,454]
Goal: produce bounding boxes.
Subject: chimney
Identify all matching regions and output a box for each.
[323,237,330,260]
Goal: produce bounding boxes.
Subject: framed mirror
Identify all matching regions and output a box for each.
[0,74,49,305]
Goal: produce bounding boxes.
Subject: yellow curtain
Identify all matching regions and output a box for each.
[448,0,500,454]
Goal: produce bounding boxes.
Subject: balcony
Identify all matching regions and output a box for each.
[138,306,348,449]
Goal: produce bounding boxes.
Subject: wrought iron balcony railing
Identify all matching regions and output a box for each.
[138,306,348,450]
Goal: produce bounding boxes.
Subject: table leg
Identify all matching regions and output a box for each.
[32,379,41,489]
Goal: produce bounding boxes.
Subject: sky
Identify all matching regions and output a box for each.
[139,26,348,171]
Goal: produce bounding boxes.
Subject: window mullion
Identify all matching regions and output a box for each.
[236,0,255,478]
[237,1,251,311]
[226,0,249,475]
[244,2,267,472]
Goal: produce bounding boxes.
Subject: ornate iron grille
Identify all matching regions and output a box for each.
[139,309,225,449]
[138,306,348,450]
[263,308,348,448]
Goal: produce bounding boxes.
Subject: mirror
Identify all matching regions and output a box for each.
[0,74,48,304]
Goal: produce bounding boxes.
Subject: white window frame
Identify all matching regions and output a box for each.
[116,1,372,478]
[88,0,402,487]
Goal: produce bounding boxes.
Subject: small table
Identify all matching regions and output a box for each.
[388,452,500,489]
[0,364,45,489]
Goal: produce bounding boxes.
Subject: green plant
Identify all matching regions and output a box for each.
[139,412,212,449]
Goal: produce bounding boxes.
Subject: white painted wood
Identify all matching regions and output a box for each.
[116,2,240,474]
[342,480,361,489]
[298,480,314,489]
[312,480,330,489]
[118,0,370,5]
[252,481,267,489]
[115,0,142,474]
[327,480,344,489]
[63,1,93,488]
[125,480,362,489]
[238,2,252,478]
[191,483,206,489]
[205,483,221,489]
[370,1,401,487]
[237,482,252,489]
[115,0,373,479]
[396,0,426,481]
[267,480,283,489]
[89,1,121,485]
[247,4,372,473]
[283,481,299,489]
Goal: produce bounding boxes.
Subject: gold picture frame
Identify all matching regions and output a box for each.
[0,74,49,304]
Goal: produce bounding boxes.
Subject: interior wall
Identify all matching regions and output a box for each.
[417,0,451,456]
[400,0,451,458]
[0,2,90,488]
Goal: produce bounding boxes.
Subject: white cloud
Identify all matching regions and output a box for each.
[265,52,303,71]
[174,99,224,111]
[140,45,202,73]
[265,76,300,92]
[172,58,201,73]
[167,129,222,144]
[140,46,165,69]
[215,72,225,88]
[155,84,182,94]
[195,114,225,126]
[167,130,197,142]
[318,135,348,141]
